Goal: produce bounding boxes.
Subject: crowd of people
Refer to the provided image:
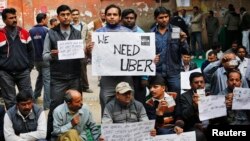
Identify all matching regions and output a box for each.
[0,2,249,141]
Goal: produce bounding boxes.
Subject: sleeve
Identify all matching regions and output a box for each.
[52,109,73,135]
[101,106,113,124]
[19,111,47,140]
[138,103,149,122]
[180,94,198,121]
[27,34,34,71]
[203,60,221,83]
[3,113,25,141]
[43,33,52,61]
[85,111,101,141]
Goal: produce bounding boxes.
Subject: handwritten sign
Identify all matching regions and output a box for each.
[57,40,85,60]
[232,88,250,110]
[176,0,191,7]
[92,32,156,76]
[153,131,196,141]
[101,120,155,141]
[181,68,201,90]
[198,95,227,121]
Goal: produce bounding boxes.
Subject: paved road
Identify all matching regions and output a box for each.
[31,64,101,124]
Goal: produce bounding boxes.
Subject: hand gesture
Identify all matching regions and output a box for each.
[156,100,168,116]
[51,49,58,57]
[71,114,80,126]
[192,93,199,107]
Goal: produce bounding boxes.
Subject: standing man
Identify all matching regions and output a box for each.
[95,4,133,115]
[71,8,93,93]
[29,13,50,110]
[151,7,189,102]
[0,8,34,109]
[205,10,219,49]
[88,9,106,32]
[43,5,90,139]
[52,89,100,141]
[121,8,147,106]
[4,90,47,141]
[240,7,250,53]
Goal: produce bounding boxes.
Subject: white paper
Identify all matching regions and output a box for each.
[176,0,191,7]
[92,32,156,76]
[101,120,155,141]
[198,95,227,121]
[165,96,176,107]
[153,131,196,141]
[171,32,180,39]
[57,40,85,60]
[232,88,250,110]
[172,27,181,33]
[181,68,201,90]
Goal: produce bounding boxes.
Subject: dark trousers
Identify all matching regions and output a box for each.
[46,77,81,139]
[0,69,33,109]
[0,105,5,141]
[133,76,147,107]
[81,58,89,90]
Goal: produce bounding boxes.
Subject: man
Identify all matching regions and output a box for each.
[43,5,89,139]
[225,40,239,54]
[181,52,198,72]
[190,6,203,59]
[170,11,189,40]
[205,42,223,60]
[121,8,144,32]
[121,8,148,106]
[95,4,133,114]
[201,51,218,73]
[236,46,249,78]
[180,72,207,141]
[211,70,250,125]
[146,75,184,135]
[205,10,219,49]
[49,18,58,28]
[4,90,47,141]
[204,52,249,95]
[180,9,191,44]
[151,7,189,115]
[0,8,34,109]
[240,7,250,53]
[52,89,100,141]
[29,13,50,110]
[88,9,106,32]
[71,9,93,93]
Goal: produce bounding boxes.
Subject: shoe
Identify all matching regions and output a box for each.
[83,88,93,93]
[198,56,203,59]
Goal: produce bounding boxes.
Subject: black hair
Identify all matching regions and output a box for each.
[208,50,217,57]
[36,13,47,23]
[211,42,221,50]
[240,7,246,13]
[189,72,204,83]
[154,6,171,18]
[237,45,248,54]
[71,9,80,13]
[16,90,33,103]
[57,5,71,15]
[105,4,121,16]
[49,18,57,25]
[193,6,199,10]
[2,8,16,21]
[209,10,214,16]
[122,9,137,19]
[227,70,242,80]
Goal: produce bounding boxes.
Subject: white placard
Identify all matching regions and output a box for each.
[176,0,191,7]
[232,88,250,110]
[153,131,196,141]
[198,95,227,121]
[101,120,155,141]
[57,40,85,60]
[92,32,156,76]
[181,68,201,90]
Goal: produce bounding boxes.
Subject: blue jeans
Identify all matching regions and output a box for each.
[191,32,203,56]
[34,61,51,110]
[0,69,33,109]
[157,127,174,135]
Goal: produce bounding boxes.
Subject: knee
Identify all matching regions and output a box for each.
[66,129,79,136]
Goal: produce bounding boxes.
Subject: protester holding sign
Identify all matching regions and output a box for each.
[180,72,207,141]
[95,4,134,115]
[42,5,91,139]
[100,82,156,140]
[146,75,184,136]
[210,70,250,125]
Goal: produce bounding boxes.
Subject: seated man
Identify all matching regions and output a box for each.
[4,90,47,141]
[52,89,100,141]
[181,52,198,72]
[210,70,250,125]
[101,82,156,140]
[180,72,207,141]
[146,75,184,135]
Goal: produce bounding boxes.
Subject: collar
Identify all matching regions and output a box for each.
[17,108,33,120]
[152,92,171,102]
[64,102,83,115]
